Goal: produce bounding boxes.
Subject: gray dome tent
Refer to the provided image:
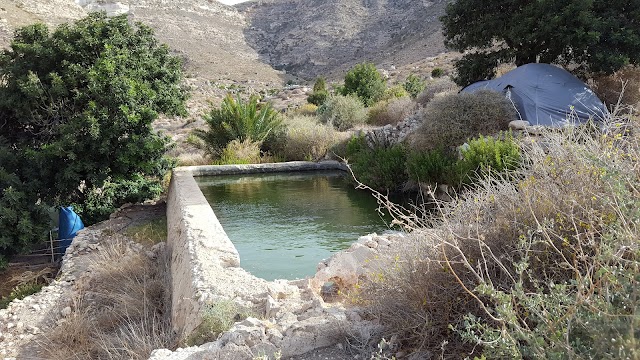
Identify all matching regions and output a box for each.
[461,63,609,127]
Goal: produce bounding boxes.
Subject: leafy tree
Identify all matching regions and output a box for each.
[193,94,283,157]
[0,13,187,258]
[441,0,640,86]
[341,63,386,106]
[0,142,51,265]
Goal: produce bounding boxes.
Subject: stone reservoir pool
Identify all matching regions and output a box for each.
[196,170,387,280]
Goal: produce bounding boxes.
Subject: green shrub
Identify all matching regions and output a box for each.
[307,90,329,106]
[0,282,44,309]
[187,301,253,346]
[415,78,459,106]
[0,13,185,256]
[406,148,460,186]
[457,132,521,185]
[341,63,386,106]
[193,94,283,157]
[358,112,640,357]
[313,77,327,92]
[411,90,515,153]
[380,85,409,101]
[274,115,348,161]
[346,136,408,192]
[403,74,426,99]
[0,143,52,262]
[317,94,367,131]
[367,97,415,126]
[73,174,165,224]
[431,67,445,78]
[215,139,263,165]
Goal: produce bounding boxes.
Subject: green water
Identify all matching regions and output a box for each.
[196,170,388,280]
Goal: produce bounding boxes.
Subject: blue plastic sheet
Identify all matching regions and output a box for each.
[58,206,84,256]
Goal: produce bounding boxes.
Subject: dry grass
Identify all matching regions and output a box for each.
[367,97,415,126]
[274,115,350,161]
[355,106,640,357]
[217,138,263,164]
[293,103,318,116]
[176,152,210,166]
[40,237,174,359]
[411,90,515,153]
[415,78,459,107]
[124,217,168,246]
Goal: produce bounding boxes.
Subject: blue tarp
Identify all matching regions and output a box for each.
[58,206,84,256]
[461,63,609,126]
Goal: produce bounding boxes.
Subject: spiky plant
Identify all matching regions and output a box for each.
[193,94,283,157]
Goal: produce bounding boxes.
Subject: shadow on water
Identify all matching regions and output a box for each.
[196,170,398,280]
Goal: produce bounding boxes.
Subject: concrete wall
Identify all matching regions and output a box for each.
[166,161,348,338]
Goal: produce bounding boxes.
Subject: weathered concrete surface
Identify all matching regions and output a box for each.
[166,161,349,340]
[182,160,348,177]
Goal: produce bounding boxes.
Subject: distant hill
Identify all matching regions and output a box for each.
[239,0,450,80]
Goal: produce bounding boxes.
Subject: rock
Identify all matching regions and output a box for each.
[6,322,14,329]
[264,295,279,318]
[509,120,530,130]
[376,238,391,247]
[320,282,339,302]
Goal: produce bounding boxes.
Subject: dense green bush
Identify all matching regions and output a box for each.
[72,174,166,224]
[403,74,426,99]
[307,77,329,106]
[346,136,408,192]
[406,148,460,186]
[193,94,283,157]
[317,94,367,131]
[412,90,515,153]
[406,133,521,188]
[341,63,386,106]
[0,144,51,264]
[307,90,329,106]
[0,13,186,258]
[457,132,521,184]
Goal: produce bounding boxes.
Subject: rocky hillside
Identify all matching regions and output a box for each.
[240,0,451,79]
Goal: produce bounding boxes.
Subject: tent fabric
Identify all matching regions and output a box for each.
[461,63,609,127]
[58,206,84,256]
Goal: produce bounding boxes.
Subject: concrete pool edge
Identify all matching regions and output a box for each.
[166,160,349,338]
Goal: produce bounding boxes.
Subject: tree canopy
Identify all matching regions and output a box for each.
[0,13,187,261]
[441,0,640,86]
[341,63,386,106]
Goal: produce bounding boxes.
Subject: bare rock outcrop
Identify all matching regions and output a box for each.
[241,0,452,79]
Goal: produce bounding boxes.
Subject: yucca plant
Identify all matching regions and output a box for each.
[193,94,283,157]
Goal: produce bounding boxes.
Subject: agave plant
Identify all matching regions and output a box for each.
[193,94,283,157]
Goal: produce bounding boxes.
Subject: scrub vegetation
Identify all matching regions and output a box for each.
[355,106,640,358]
[0,13,186,263]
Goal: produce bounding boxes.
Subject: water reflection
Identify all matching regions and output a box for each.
[196,171,388,280]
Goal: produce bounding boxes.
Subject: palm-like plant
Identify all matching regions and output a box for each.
[193,94,283,157]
